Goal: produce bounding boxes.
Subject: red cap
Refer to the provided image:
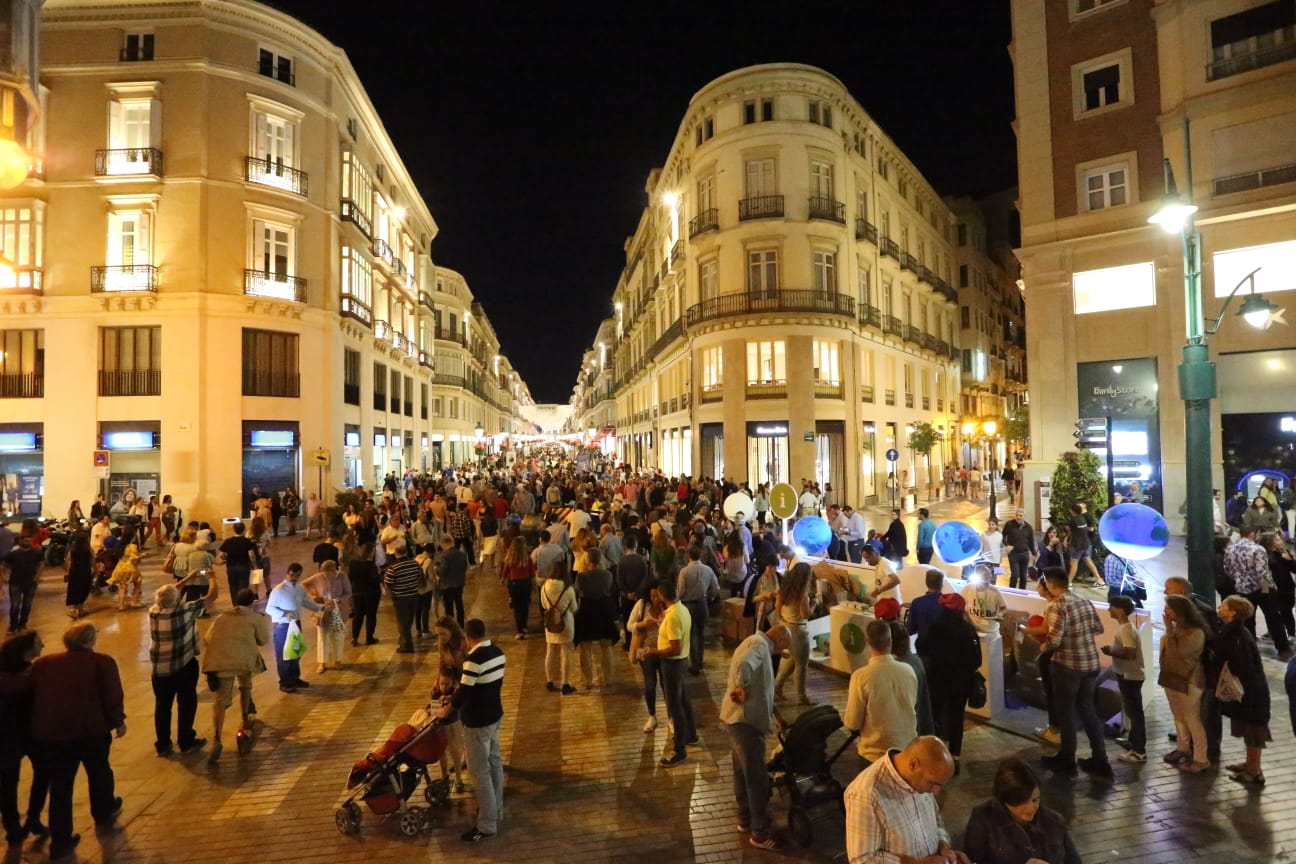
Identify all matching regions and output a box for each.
[873,597,901,621]
[938,593,967,612]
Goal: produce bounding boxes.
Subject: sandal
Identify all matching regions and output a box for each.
[1230,770,1265,786]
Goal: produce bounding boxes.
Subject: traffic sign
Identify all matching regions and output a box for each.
[885,448,899,462]
[93,450,110,468]
[311,448,331,467]
[1074,417,1109,450]
[769,482,798,519]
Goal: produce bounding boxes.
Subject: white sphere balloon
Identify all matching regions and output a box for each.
[723,492,755,523]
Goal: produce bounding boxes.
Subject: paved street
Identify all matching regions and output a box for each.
[3,514,1294,864]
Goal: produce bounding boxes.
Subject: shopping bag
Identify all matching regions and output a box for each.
[251,568,264,586]
[283,619,306,661]
[1215,661,1245,703]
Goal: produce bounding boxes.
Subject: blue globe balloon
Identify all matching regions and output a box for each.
[1099,502,1170,561]
[792,516,833,555]
[934,521,982,566]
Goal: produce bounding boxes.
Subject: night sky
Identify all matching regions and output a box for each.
[268,0,1016,403]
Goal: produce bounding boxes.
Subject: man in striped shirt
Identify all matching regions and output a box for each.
[382,542,422,654]
[441,618,505,843]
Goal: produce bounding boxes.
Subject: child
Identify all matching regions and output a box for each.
[1102,595,1146,762]
[108,529,144,609]
[430,666,465,792]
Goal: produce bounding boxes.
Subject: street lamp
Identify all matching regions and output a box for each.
[984,420,999,522]
[1149,140,1287,602]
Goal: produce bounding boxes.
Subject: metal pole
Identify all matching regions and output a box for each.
[1180,231,1216,602]
[988,438,997,522]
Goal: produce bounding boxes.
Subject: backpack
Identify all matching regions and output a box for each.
[542,585,571,634]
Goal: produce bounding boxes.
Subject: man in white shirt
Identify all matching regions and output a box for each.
[861,546,901,602]
[843,505,867,563]
[798,487,820,517]
[843,620,918,765]
[564,503,591,537]
[90,515,113,555]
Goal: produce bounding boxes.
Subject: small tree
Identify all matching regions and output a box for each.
[908,422,944,501]
[1006,407,1030,451]
[1049,450,1108,529]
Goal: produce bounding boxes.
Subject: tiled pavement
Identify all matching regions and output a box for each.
[4,529,1295,864]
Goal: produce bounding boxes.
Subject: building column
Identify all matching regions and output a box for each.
[786,334,816,488]
[721,337,746,483]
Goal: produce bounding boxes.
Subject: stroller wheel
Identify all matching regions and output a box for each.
[335,803,361,836]
[788,807,813,848]
[424,780,449,807]
[398,807,424,837]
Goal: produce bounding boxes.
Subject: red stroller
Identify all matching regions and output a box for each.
[335,716,453,837]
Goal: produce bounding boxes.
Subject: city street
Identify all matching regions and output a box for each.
[4,511,1294,864]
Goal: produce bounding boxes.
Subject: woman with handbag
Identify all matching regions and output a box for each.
[1159,595,1210,773]
[1213,595,1272,785]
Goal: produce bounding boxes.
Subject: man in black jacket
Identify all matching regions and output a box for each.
[441,618,505,842]
[616,534,650,649]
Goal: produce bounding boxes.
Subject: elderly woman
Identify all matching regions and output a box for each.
[301,561,351,674]
[148,572,217,756]
[963,758,1081,864]
[1213,595,1272,785]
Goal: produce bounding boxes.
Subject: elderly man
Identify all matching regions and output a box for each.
[265,562,321,693]
[147,570,217,757]
[844,735,969,864]
[722,623,792,851]
[202,588,270,764]
[843,619,918,767]
[30,623,126,861]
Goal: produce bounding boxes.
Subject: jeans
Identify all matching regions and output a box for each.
[442,586,465,627]
[683,599,707,673]
[917,547,934,565]
[462,721,503,834]
[151,657,200,751]
[416,591,434,634]
[1246,590,1291,652]
[640,654,663,717]
[508,580,533,634]
[272,622,303,685]
[40,734,115,849]
[1050,663,1107,764]
[1008,552,1031,590]
[727,722,771,834]
[774,623,810,701]
[846,540,864,564]
[7,579,34,630]
[351,593,379,642]
[391,593,418,651]
[0,742,46,842]
[660,657,695,755]
[1116,676,1146,754]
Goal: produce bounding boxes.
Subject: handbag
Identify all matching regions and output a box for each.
[968,670,988,709]
[1215,661,1245,703]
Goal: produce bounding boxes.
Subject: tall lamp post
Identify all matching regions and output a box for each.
[984,420,999,523]
[1150,133,1286,601]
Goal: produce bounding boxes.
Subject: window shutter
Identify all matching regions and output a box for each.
[149,99,162,148]
[108,100,124,148]
[137,212,152,264]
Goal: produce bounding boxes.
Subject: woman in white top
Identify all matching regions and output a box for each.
[774,562,814,705]
[540,560,577,695]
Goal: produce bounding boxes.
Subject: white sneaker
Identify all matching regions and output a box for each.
[643,716,657,733]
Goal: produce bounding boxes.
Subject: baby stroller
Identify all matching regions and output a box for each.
[335,715,453,837]
[767,704,858,847]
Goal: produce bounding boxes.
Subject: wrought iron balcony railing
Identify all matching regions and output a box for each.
[738,195,784,221]
[244,269,306,303]
[1207,40,1296,81]
[688,208,719,237]
[808,196,845,223]
[95,147,163,177]
[685,289,854,327]
[880,237,900,259]
[0,372,43,398]
[245,156,308,196]
[91,264,158,293]
[855,218,878,244]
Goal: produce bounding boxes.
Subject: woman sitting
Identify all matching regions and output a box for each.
[963,758,1081,864]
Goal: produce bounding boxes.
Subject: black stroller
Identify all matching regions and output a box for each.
[767,704,857,847]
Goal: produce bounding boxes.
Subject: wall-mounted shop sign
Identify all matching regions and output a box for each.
[747,422,789,438]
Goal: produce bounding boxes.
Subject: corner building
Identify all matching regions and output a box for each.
[0,0,530,521]
[583,64,962,504]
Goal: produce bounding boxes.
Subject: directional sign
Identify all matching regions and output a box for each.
[311,448,331,467]
[885,448,900,462]
[769,482,799,519]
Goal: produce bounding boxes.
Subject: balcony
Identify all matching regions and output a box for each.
[375,319,393,344]
[435,327,467,347]
[689,208,719,238]
[900,252,919,274]
[340,294,372,327]
[91,264,158,293]
[921,333,939,353]
[918,265,935,286]
[859,304,882,329]
[243,369,300,398]
[97,368,159,397]
[885,389,896,406]
[418,291,435,313]
[245,156,308,196]
[861,384,875,403]
[670,242,682,265]
[884,314,904,337]
[1214,161,1296,196]
[95,147,163,177]
[433,373,467,389]
[738,195,784,221]
[905,324,922,345]
[1207,40,1296,81]
[855,218,878,244]
[936,338,950,357]
[685,289,855,327]
[244,269,306,303]
[701,383,724,403]
[647,318,685,358]
[933,277,957,303]
[813,381,844,399]
[340,199,372,237]
[808,196,846,223]
[373,391,386,411]
[372,238,398,271]
[0,267,41,295]
[880,236,900,260]
[746,380,788,399]
[0,372,42,398]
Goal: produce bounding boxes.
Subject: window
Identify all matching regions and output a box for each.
[257,47,294,85]
[252,219,293,277]
[1074,0,1122,15]
[701,346,723,390]
[107,210,151,267]
[697,174,716,214]
[1073,261,1155,314]
[1072,49,1133,118]
[761,98,774,121]
[744,101,757,125]
[346,117,358,140]
[431,397,443,418]
[812,250,836,293]
[1210,0,1296,80]
[343,348,360,405]
[102,92,160,176]
[390,369,401,414]
[421,382,429,420]
[957,224,967,246]
[859,268,872,306]
[959,264,969,288]
[0,203,42,290]
[99,326,159,396]
[341,245,373,325]
[121,33,154,61]
[882,281,893,318]
[744,158,776,197]
[0,329,43,397]
[747,249,778,293]
[808,99,833,128]
[247,98,304,194]
[961,305,970,328]
[242,329,299,397]
[699,258,718,301]
[1083,162,1128,210]
[373,362,387,411]
[810,160,834,198]
[1213,240,1296,297]
[449,397,459,420]
[812,340,840,385]
[694,114,714,146]
[880,210,890,239]
[403,375,414,418]
[340,150,374,236]
[877,158,889,180]
[746,341,786,384]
